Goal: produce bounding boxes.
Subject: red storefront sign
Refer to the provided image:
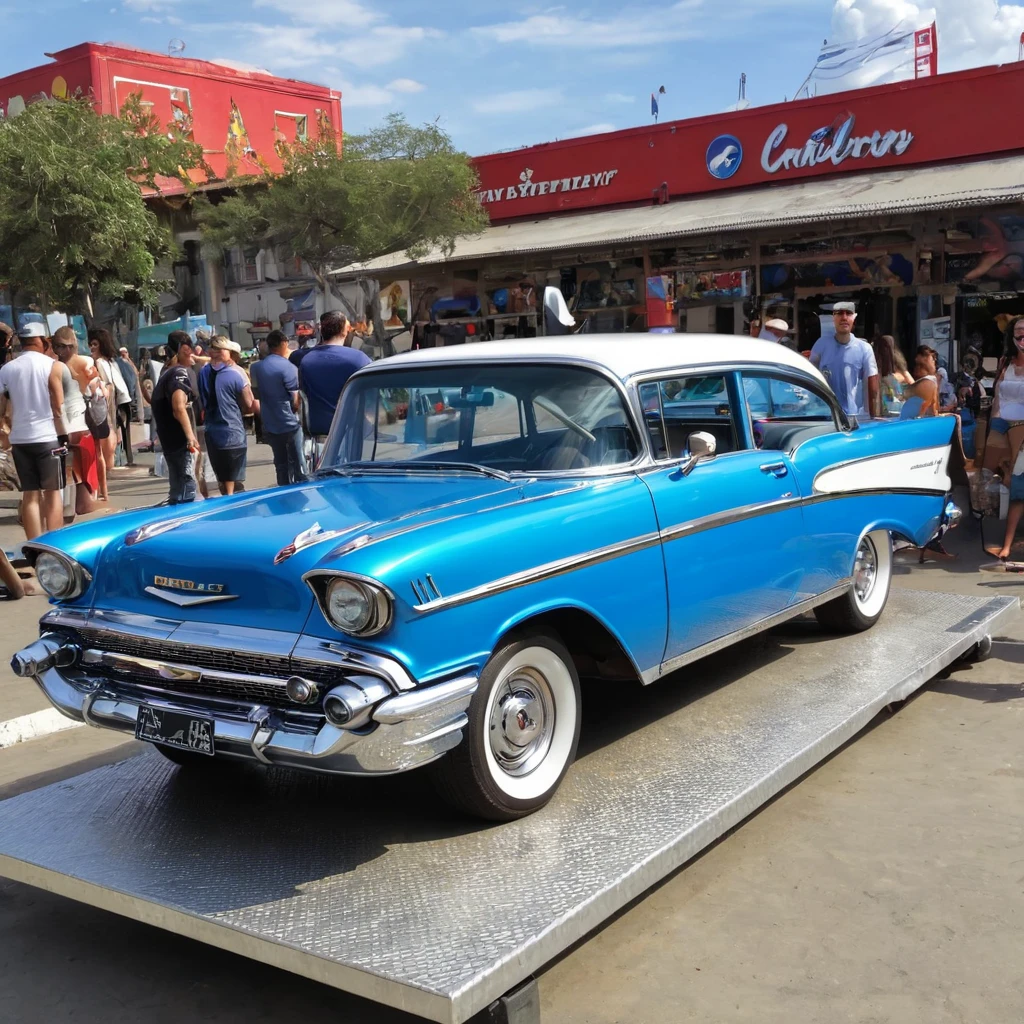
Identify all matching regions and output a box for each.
[0,43,342,194]
[473,62,1024,223]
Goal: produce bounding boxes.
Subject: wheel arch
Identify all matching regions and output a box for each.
[495,603,644,684]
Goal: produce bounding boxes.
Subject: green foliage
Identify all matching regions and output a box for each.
[196,113,487,287]
[0,94,209,313]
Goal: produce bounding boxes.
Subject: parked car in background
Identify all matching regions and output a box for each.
[12,337,959,820]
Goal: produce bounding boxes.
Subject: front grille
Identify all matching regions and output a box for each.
[68,627,347,707]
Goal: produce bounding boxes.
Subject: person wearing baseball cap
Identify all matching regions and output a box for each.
[809,302,879,423]
[0,321,67,538]
[197,335,259,495]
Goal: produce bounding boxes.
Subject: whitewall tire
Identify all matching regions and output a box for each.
[433,632,581,821]
[814,529,893,633]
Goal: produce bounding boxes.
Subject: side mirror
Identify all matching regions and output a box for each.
[682,431,717,477]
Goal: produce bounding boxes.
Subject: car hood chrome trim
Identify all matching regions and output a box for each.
[144,586,239,607]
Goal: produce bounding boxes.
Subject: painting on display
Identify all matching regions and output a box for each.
[761,254,914,292]
[677,270,749,301]
[379,281,411,328]
[944,214,1024,288]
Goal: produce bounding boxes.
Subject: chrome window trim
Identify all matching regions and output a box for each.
[641,579,855,683]
[323,357,649,479]
[735,367,846,437]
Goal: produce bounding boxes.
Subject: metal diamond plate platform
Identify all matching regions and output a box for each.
[0,590,1017,1023]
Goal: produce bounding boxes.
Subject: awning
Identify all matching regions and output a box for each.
[331,154,1024,277]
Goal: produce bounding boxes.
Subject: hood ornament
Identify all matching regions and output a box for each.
[274,521,370,564]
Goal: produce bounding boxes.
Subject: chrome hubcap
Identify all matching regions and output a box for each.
[489,668,554,777]
[854,537,877,604]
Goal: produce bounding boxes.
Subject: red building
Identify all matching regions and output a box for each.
[347,61,1024,364]
[0,42,342,193]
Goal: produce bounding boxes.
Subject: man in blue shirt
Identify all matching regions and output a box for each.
[809,302,879,423]
[299,311,371,438]
[251,330,308,485]
[197,337,259,495]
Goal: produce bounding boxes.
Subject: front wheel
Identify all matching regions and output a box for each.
[814,529,893,633]
[433,632,581,821]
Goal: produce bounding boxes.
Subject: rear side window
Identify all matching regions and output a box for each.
[639,374,741,460]
[742,373,840,451]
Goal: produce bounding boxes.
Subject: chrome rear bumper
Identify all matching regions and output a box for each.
[12,634,477,776]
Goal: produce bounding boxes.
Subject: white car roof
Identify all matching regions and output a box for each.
[372,334,828,388]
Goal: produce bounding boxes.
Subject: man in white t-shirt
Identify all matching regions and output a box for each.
[0,324,67,539]
[809,302,879,423]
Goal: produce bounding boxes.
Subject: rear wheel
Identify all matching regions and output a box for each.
[433,632,581,821]
[814,529,892,633]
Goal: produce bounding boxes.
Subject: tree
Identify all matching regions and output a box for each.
[196,113,488,346]
[0,94,209,319]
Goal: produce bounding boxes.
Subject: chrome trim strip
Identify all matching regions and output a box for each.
[802,486,949,505]
[39,608,419,693]
[642,580,855,683]
[411,530,662,614]
[80,649,296,693]
[124,510,211,547]
[143,586,239,608]
[326,480,591,561]
[659,495,802,544]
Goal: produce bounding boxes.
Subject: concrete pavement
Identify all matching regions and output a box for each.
[0,474,1021,1023]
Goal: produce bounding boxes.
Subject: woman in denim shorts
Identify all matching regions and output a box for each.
[987,316,1024,559]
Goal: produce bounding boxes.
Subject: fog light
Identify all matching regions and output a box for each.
[285,676,318,704]
[323,678,392,730]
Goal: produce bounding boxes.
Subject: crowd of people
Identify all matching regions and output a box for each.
[145,310,370,505]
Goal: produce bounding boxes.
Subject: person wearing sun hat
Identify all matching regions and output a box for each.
[758,317,796,351]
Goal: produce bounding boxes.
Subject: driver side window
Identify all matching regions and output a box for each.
[640,374,740,460]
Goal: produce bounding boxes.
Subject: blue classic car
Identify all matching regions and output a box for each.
[12,337,959,820]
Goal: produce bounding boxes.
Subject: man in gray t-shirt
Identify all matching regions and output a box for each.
[809,302,879,422]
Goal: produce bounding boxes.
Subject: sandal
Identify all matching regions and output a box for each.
[984,545,1008,560]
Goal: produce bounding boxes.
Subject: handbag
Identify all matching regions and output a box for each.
[84,383,111,440]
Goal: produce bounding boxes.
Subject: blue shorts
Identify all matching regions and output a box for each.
[990,416,1014,435]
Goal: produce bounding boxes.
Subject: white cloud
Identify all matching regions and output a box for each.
[566,123,616,137]
[388,78,426,94]
[475,0,703,49]
[815,0,1024,92]
[472,89,565,114]
[605,92,636,104]
[252,0,381,27]
[342,82,396,107]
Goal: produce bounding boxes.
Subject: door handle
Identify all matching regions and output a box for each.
[760,461,788,478]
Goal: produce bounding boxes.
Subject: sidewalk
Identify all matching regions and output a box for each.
[0,437,278,742]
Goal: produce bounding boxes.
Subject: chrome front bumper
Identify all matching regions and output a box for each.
[12,633,478,776]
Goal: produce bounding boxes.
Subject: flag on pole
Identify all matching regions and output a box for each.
[651,92,659,120]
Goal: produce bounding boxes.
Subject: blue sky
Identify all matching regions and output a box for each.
[3,0,1023,155]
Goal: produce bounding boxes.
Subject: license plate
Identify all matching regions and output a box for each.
[135,705,215,756]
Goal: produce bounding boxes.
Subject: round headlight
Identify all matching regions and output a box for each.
[35,551,77,599]
[327,579,373,633]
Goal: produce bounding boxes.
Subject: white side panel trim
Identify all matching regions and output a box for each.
[813,445,951,496]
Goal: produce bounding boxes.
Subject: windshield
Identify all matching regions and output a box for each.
[320,363,641,475]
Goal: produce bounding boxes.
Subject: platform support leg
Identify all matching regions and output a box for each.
[470,978,541,1024]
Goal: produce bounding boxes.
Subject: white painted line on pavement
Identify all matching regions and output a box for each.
[0,709,83,749]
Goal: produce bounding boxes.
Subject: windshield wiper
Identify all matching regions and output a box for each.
[320,460,511,482]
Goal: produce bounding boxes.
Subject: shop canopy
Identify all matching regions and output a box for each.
[331,154,1024,278]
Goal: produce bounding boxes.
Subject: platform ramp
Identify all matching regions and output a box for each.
[0,590,1016,1023]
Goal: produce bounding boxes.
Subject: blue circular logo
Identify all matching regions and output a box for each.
[706,134,743,180]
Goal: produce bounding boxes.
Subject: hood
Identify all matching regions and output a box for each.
[87,477,520,634]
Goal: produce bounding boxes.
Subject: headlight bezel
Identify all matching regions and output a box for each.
[28,545,91,600]
[304,570,394,637]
